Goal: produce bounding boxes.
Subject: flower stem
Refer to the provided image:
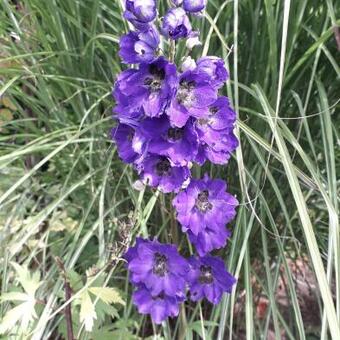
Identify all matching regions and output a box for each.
[169,40,176,63]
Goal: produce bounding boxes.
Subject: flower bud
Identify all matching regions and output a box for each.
[196,56,228,89]
[183,0,207,13]
[162,8,192,40]
[124,0,157,29]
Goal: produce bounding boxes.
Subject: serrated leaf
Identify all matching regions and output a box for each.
[0,303,26,334]
[80,291,97,332]
[95,299,119,322]
[0,292,28,302]
[68,270,83,291]
[88,287,125,306]
[11,262,42,296]
[0,300,36,334]
[0,264,42,334]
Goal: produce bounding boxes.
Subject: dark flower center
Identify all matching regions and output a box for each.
[197,118,209,126]
[149,64,165,79]
[177,80,196,107]
[195,190,213,213]
[209,106,219,115]
[152,292,165,300]
[144,77,162,92]
[155,158,171,176]
[153,252,168,277]
[199,265,214,284]
[127,130,134,142]
[167,127,184,141]
[144,64,166,92]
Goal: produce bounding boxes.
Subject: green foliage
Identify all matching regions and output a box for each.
[0,0,339,339]
[0,263,42,336]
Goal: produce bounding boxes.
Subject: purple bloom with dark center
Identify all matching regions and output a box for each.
[187,226,231,256]
[173,175,238,235]
[196,56,228,89]
[137,154,190,193]
[125,238,189,296]
[133,115,199,165]
[114,57,177,118]
[195,129,239,165]
[111,124,139,164]
[167,70,217,127]
[188,255,236,304]
[133,285,185,324]
[119,26,160,64]
[194,96,238,165]
[162,8,192,40]
[124,0,157,29]
[183,0,207,13]
[173,174,238,254]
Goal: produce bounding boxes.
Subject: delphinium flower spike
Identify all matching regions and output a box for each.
[112,0,239,324]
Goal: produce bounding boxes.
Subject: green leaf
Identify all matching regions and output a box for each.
[68,270,84,292]
[88,287,125,306]
[0,292,28,302]
[11,262,42,297]
[95,299,119,322]
[0,263,42,335]
[79,291,97,332]
[0,301,36,334]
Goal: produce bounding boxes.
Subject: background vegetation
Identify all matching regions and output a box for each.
[0,0,339,339]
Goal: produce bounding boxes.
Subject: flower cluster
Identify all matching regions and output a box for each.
[125,238,236,323]
[112,0,238,324]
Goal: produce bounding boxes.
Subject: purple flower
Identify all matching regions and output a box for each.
[183,0,207,13]
[195,130,238,165]
[124,237,147,263]
[137,154,190,193]
[111,124,138,163]
[187,227,231,256]
[173,175,238,234]
[167,70,217,127]
[188,255,236,304]
[133,115,199,165]
[196,56,228,89]
[113,69,145,123]
[171,0,183,6]
[133,285,184,324]
[194,96,238,165]
[125,238,189,296]
[162,8,192,40]
[173,175,238,254]
[113,57,177,118]
[124,0,157,29]
[119,26,160,64]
